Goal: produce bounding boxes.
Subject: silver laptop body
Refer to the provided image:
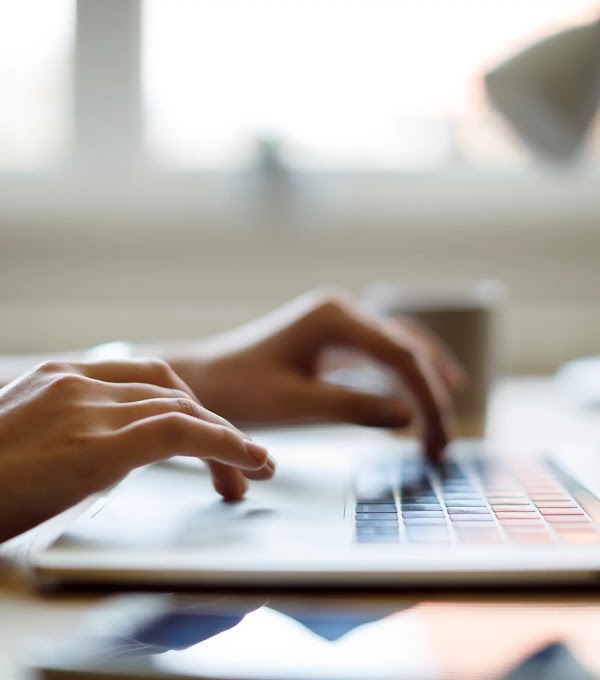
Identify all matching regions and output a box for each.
[33,426,600,588]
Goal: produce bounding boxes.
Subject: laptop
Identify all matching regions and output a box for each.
[32,425,600,588]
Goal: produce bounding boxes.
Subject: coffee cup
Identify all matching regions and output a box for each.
[363,280,505,434]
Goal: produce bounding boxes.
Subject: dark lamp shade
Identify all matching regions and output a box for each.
[485,18,600,161]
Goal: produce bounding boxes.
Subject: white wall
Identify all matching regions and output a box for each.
[1,171,599,373]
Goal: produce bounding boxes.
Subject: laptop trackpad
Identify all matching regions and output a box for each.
[59,458,349,550]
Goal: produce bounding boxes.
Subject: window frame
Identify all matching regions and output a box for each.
[0,0,598,238]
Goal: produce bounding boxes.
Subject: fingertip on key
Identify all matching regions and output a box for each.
[245,440,269,466]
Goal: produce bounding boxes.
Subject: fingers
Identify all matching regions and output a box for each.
[100,396,243,435]
[242,456,276,480]
[106,398,277,472]
[30,359,275,503]
[293,378,412,428]
[309,296,452,460]
[388,316,466,392]
[206,461,249,500]
[207,457,276,501]
[76,358,198,400]
[104,412,269,471]
[99,397,276,498]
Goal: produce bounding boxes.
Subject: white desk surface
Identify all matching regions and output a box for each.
[0,376,599,680]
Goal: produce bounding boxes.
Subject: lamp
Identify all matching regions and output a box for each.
[484,18,600,407]
[485,17,600,161]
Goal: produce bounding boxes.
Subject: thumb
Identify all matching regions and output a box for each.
[304,381,412,428]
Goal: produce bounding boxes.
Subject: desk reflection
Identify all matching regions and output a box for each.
[34,593,600,680]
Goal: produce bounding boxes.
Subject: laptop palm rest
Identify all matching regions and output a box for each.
[54,455,349,552]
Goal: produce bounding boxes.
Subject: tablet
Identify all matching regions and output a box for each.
[29,593,434,680]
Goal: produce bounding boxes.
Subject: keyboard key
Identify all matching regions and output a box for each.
[403,518,447,525]
[482,486,521,493]
[545,515,591,524]
[355,520,399,528]
[448,508,490,515]
[535,501,578,508]
[524,486,564,494]
[499,519,544,527]
[454,524,499,533]
[356,512,398,521]
[404,523,449,534]
[355,490,395,503]
[529,494,571,501]
[482,484,526,496]
[552,522,598,534]
[441,485,475,493]
[509,533,554,544]
[487,496,529,503]
[495,512,541,520]
[451,514,495,522]
[445,500,487,508]
[491,505,535,512]
[503,524,549,534]
[403,486,435,496]
[401,494,439,503]
[443,493,483,500]
[356,535,399,543]
[400,503,442,511]
[402,511,445,518]
[356,526,399,535]
[440,476,469,484]
[539,508,585,516]
[442,464,467,477]
[405,531,450,544]
[356,504,397,513]
[451,520,496,528]
[456,530,502,543]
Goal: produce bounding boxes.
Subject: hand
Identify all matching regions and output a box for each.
[0,359,273,542]
[168,290,465,461]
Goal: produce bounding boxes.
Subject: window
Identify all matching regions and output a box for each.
[143,0,599,171]
[0,0,74,170]
[0,0,598,176]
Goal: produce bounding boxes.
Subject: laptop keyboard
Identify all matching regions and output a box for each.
[354,457,600,546]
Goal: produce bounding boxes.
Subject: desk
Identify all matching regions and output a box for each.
[1,376,599,680]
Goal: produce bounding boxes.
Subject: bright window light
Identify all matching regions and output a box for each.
[0,0,74,171]
[143,0,599,170]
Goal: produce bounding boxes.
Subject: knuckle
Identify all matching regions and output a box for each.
[174,396,200,419]
[156,412,187,445]
[214,425,242,451]
[318,287,351,310]
[309,288,351,321]
[45,372,90,397]
[36,360,74,376]
[144,357,176,384]
[172,388,190,400]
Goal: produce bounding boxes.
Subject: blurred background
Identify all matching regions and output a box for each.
[0,0,598,374]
